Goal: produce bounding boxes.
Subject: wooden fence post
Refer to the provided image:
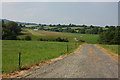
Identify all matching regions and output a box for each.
[67,43,68,52]
[75,42,77,48]
[18,52,21,70]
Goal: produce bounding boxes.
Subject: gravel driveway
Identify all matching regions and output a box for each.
[23,44,118,78]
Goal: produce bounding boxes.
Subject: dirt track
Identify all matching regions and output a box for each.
[23,44,118,78]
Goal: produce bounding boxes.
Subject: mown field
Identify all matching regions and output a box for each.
[100,45,120,55]
[44,27,84,29]
[25,25,38,27]
[2,40,78,73]
[18,29,99,44]
[65,32,98,44]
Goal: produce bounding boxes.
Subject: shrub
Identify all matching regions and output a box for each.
[38,38,48,41]
[38,37,69,42]
[56,37,69,42]
[25,36,31,41]
[79,40,85,42]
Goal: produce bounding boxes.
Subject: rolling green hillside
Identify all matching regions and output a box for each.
[18,29,99,44]
[2,29,99,73]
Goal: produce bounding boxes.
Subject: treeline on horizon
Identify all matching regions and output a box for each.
[1,20,120,45]
[22,24,118,34]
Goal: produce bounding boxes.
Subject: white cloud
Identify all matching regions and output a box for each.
[1,0,120,2]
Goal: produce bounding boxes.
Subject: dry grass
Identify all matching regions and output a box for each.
[36,30,68,36]
[95,44,118,62]
[25,25,37,27]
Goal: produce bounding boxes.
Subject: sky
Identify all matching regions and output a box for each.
[1,1,119,27]
[1,0,120,2]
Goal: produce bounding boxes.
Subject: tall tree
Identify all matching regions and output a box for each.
[2,21,21,40]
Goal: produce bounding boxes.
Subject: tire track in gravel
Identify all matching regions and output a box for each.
[22,44,118,78]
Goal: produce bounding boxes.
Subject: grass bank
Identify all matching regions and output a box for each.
[2,40,80,73]
[100,44,120,55]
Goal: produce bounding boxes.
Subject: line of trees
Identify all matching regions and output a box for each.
[38,26,104,34]
[45,24,97,28]
[98,26,120,45]
[38,37,69,42]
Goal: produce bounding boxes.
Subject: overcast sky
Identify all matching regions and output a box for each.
[1,0,120,2]
[2,2,118,27]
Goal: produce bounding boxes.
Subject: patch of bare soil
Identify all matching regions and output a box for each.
[95,44,118,62]
[2,44,84,78]
[37,30,68,36]
[20,30,31,34]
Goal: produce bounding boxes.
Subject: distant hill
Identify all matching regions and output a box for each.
[0,19,38,25]
[0,19,10,23]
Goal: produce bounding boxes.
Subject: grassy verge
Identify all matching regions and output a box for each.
[2,40,80,73]
[100,44,120,55]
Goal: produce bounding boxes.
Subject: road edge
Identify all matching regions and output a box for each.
[95,44,118,62]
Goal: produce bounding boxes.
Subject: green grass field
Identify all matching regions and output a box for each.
[2,40,79,73]
[61,27,84,29]
[3,29,99,73]
[44,27,56,29]
[18,29,99,44]
[100,45,120,55]
[65,33,99,44]
[25,25,38,27]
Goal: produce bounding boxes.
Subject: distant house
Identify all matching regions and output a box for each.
[34,29,38,31]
